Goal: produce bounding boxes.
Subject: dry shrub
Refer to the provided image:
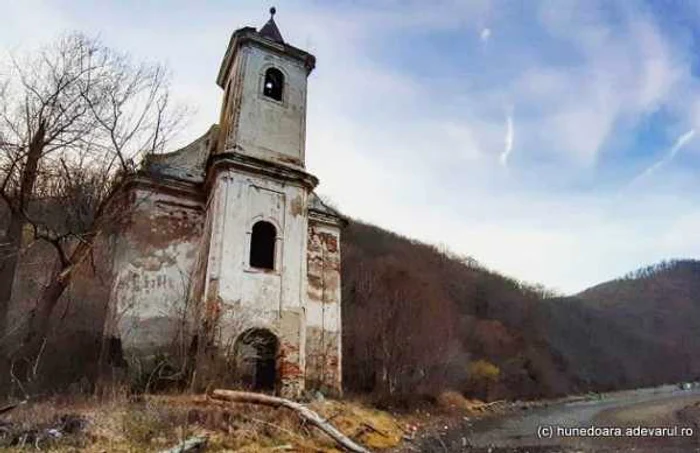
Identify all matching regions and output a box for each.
[121,404,184,446]
[436,390,486,415]
[436,390,468,413]
[0,393,405,452]
[468,360,501,382]
[309,399,404,450]
[465,359,501,400]
[0,397,94,451]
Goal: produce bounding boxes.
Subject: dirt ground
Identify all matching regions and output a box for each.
[402,388,700,453]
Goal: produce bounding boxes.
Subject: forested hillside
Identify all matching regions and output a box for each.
[568,260,700,386]
[340,220,572,403]
[341,219,700,403]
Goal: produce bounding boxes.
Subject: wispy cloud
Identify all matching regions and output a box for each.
[480,27,491,43]
[629,129,696,186]
[500,106,514,167]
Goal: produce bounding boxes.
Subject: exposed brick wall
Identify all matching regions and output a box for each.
[305,221,342,395]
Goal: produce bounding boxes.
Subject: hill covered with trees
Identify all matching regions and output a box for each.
[341,219,700,403]
[341,220,570,403]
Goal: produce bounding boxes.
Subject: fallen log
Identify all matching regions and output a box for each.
[159,435,208,453]
[211,389,371,453]
[0,400,27,417]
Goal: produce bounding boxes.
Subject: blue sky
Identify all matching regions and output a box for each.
[3,0,700,294]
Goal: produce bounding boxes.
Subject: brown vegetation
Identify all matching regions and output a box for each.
[546,259,700,390]
[341,220,700,404]
[341,219,570,403]
[0,393,405,452]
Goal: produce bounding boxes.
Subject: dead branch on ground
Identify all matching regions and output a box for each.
[210,389,371,453]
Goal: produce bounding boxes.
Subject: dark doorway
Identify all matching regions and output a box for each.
[234,328,279,391]
[250,221,276,270]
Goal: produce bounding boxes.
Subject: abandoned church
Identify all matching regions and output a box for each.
[96,11,345,397]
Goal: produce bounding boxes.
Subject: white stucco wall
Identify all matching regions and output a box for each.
[206,170,309,342]
[226,45,308,167]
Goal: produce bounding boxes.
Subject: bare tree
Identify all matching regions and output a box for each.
[343,245,461,400]
[0,33,183,359]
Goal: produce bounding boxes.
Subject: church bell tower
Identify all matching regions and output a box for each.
[195,9,343,398]
[215,7,316,168]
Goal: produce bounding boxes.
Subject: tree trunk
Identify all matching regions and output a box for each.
[0,215,23,342]
[22,267,70,353]
[211,389,371,453]
[21,235,93,359]
[0,120,45,343]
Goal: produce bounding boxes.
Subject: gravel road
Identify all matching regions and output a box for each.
[409,388,700,452]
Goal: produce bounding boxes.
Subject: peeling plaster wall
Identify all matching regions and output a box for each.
[202,169,309,396]
[224,44,308,167]
[305,220,342,394]
[107,187,203,358]
[98,27,341,397]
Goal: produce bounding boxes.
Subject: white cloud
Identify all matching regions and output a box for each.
[4,0,700,294]
[499,106,514,166]
[496,2,691,167]
[628,129,696,186]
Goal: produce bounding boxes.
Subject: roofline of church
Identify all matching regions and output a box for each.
[207,152,319,190]
[309,209,348,227]
[123,173,205,203]
[217,27,316,89]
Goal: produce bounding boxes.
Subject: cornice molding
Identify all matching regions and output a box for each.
[207,152,319,191]
[217,28,316,88]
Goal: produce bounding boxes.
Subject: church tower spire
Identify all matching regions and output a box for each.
[259,7,284,43]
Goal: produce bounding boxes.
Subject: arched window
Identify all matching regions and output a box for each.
[250,221,276,270]
[263,67,284,101]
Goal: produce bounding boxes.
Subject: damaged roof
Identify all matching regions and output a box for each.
[309,192,345,221]
[142,125,218,184]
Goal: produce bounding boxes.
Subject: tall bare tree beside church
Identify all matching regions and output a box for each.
[0,33,182,355]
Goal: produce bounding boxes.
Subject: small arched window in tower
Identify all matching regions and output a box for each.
[250,221,276,270]
[263,68,284,101]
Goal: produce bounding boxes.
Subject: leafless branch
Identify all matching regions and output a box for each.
[0,31,187,360]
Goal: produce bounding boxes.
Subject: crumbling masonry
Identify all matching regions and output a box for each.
[103,12,345,397]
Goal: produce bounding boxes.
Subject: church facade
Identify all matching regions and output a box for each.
[104,12,344,397]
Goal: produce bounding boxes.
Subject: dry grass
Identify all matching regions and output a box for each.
[308,399,405,450]
[436,390,487,415]
[0,393,406,452]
